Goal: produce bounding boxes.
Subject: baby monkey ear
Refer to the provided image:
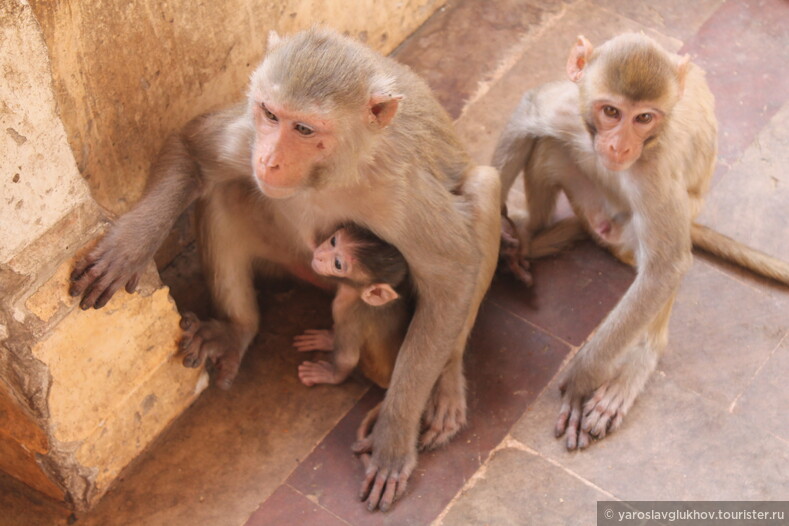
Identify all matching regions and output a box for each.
[361,283,399,306]
[566,35,594,82]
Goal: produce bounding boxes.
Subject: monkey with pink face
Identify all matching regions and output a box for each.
[293,223,414,391]
[70,28,501,511]
[494,33,789,451]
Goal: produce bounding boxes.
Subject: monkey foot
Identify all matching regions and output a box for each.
[419,391,467,450]
[293,329,334,352]
[297,360,342,386]
[178,313,247,390]
[499,214,533,286]
[555,379,634,450]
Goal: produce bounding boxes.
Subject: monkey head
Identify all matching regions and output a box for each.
[311,227,401,307]
[566,33,690,172]
[247,28,403,199]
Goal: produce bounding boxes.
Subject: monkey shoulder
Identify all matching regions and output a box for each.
[513,81,584,140]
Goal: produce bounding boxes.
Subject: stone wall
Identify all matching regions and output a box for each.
[0,0,442,510]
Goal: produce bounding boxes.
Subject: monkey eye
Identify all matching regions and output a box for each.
[602,105,620,119]
[334,257,342,271]
[294,123,315,136]
[635,113,653,124]
[330,235,336,247]
[260,103,278,122]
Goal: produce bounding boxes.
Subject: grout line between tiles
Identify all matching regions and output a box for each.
[505,437,623,502]
[455,1,574,121]
[285,483,354,526]
[728,330,788,413]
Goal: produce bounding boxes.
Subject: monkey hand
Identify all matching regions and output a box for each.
[499,212,532,286]
[69,226,149,310]
[351,415,417,512]
[554,355,619,450]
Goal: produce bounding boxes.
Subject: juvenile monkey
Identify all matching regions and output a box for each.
[493,33,789,450]
[70,28,501,511]
[293,224,413,390]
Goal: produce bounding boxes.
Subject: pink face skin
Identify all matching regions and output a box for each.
[252,100,337,199]
[591,97,664,171]
[311,228,358,280]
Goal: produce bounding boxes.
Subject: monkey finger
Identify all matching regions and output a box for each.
[125,272,141,293]
[508,258,533,286]
[555,398,572,438]
[365,470,390,511]
[352,436,373,455]
[565,397,583,450]
[180,312,200,332]
[378,473,401,512]
[79,274,112,310]
[358,463,379,501]
[577,428,592,449]
[181,334,205,368]
[93,278,125,309]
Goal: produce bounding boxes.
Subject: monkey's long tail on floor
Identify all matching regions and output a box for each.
[691,223,789,286]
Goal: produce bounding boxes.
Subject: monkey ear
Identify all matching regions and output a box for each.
[566,35,594,82]
[268,30,282,49]
[361,283,399,306]
[676,54,691,98]
[368,93,404,129]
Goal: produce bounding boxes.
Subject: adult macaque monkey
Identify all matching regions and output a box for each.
[493,33,789,451]
[69,28,501,511]
[293,224,413,389]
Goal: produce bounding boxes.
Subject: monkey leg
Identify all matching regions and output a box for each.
[419,165,499,449]
[556,293,675,449]
[185,193,262,390]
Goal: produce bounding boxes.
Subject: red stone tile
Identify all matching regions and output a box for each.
[590,0,723,40]
[284,299,570,525]
[245,485,349,526]
[681,0,789,167]
[490,241,634,347]
[394,0,573,118]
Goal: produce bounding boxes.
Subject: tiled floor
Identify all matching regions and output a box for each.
[4,0,788,524]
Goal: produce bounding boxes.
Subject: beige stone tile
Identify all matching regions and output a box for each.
[735,335,789,443]
[512,374,789,501]
[437,446,613,526]
[662,260,789,407]
[698,102,789,264]
[454,0,681,165]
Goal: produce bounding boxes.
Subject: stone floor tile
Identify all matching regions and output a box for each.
[681,0,789,168]
[662,259,789,408]
[73,283,367,526]
[437,446,615,526]
[512,374,789,501]
[734,335,789,443]
[245,485,350,526]
[394,0,574,119]
[698,102,789,264]
[589,0,723,41]
[282,298,570,525]
[489,241,633,347]
[454,0,681,165]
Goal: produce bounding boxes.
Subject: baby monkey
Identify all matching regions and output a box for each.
[294,223,414,390]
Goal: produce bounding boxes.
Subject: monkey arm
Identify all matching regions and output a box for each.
[564,176,693,394]
[70,131,204,309]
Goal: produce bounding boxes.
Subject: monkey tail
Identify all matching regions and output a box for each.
[691,223,789,286]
